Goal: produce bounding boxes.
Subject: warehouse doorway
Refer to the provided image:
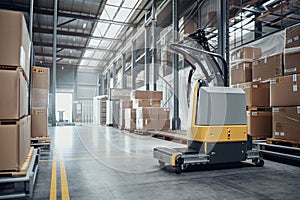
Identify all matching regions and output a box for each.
[56,93,73,123]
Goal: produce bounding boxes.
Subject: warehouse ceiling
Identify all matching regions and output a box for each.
[0,0,299,73]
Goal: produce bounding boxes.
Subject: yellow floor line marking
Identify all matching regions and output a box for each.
[41,153,152,162]
[50,151,56,200]
[60,155,70,200]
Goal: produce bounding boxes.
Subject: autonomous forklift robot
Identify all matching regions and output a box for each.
[153,29,264,174]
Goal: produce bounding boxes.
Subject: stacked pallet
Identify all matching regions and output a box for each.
[0,10,31,171]
[268,23,300,145]
[31,66,49,138]
[231,46,273,139]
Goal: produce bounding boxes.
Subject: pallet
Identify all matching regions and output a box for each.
[134,129,152,135]
[31,136,51,144]
[252,136,268,140]
[150,130,187,144]
[246,106,272,111]
[267,138,300,148]
[0,147,34,177]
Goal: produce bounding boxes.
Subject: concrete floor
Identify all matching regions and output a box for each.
[32,125,300,200]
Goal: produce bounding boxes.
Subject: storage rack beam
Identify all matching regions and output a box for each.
[35,53,108,62]
[172,0,181,130]
[131,41,137,90]
[51,0,57,126]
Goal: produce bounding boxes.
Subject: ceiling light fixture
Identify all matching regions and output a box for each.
[83,23,87,29]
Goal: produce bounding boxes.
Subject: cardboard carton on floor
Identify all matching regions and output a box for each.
[0,116,31,171]
[31,109,48,138]
[32,66,49,90]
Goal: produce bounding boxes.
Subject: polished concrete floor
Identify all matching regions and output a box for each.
[32,125,300,200]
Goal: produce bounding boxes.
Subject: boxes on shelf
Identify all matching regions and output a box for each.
[231,47,262,63]
[252,53,283,82]
[284,47,300,75]
[285,23,300,48]
[131,90,149,99]
[0,115,31,171]
[247,111,272,138]
[270,74,300,107]
[231,82,270,107]
[230,61,252,85]
[272,106,300,141]
[149,91,163,100]
[0,9,31,80]
[132,99,161,108]
[119,108,125,128]
[120,100,132,109]
[31,109,48,138]
[136,119,170,130]
[0,70,28,120]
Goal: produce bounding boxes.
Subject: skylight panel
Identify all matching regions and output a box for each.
[79,59,89,66]
[83,50,94,58]
[123,0,139,8]
[101,5,119,20]
[88,39,101,47]
[94,22,110,36]
[100,40,112,47]
[105,24,122,37]
[93,52,105,58]
[114,8,131,22]
[106,0,122,6]
[89,60,99,67]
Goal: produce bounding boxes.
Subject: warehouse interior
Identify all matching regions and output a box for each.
[0,0,300,199]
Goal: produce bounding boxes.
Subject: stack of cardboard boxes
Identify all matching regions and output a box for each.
[231,23,300,142]
[31,66,49,138]
[119,90,170,131]
[0,10,31,171]
[270,23,300,142]
[231,46,273,139]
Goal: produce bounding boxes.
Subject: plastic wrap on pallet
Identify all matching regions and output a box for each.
[109,88,131,100]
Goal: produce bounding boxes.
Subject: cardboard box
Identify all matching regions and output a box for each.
[156,119,170,130]
[230,62,252,84]
[136,119,170,130]
[136,107,167,119]
[231,47,262,63]
[0,70,28,119]
[120,100,132,109]
[0,9,31,80]
[270,74,300,107]
[247,111,272,138]
[286,23,300,48]
[31,89,48,109]
[0,116,31,171]
[119,108,125,128]
[284,48,300,75]
[125,108,136,120]
[131,90,149,99]
[179,16,197,34]
[272,106,300,141]
[232,82,270,107]
[252,53,283,82]
[31,109,48,138]
[132,99,161,108]
[125,119,136,130]
[158,108,170,119]
[32,66,49,90]
[149,91,163,100]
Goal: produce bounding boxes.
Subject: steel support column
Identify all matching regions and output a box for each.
[112,62,116,88]
[51,0,57,126]
[107,69,111,95]
[28,0,34,113]
[122,53,126,89]
[217,0,229,87]
[100,74,105,95]
[152,1,158,91]
[131,41,137,90]
[145,26,150,90]
[172,0,181,130]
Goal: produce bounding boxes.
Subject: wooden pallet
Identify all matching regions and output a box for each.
[31,136,50,144]
[0,147,34,177]
[267,138,300,148]
[252,136,268,140]
[246,106,271,111]
[150,131,187,144]
[134,129,152,135]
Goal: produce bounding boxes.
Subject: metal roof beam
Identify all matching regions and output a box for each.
[33,42,117,53]
[0,3,135,26]
[33,27,122,42]
[35,53,108,62]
